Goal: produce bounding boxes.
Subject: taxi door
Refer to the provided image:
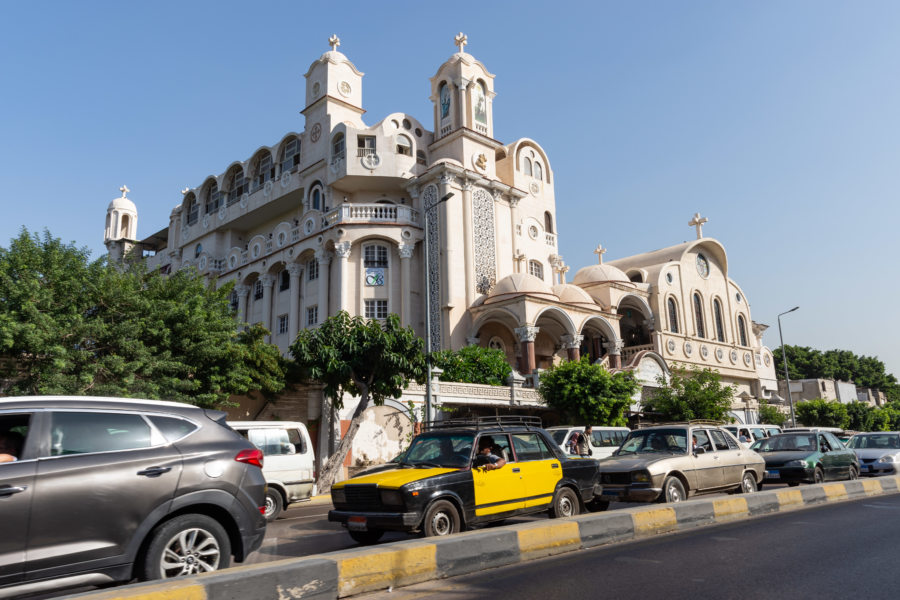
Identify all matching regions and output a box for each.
[472,434,525,517]
[511,433,562,509]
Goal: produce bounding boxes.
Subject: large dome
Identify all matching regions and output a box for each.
[552,284,598,308]
[108,195,136,212]
[572,264,630,286]
[485,273,559,304]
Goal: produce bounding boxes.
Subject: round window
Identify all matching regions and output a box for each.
[666,272,674,284]
[696,253,710,278]
[528,225,539,239]
[736,292,743,303]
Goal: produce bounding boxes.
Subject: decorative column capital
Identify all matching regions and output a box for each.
[334,241,352,259]
[439,173,455,186]
[259,274,276,288]
[315,249,332,265]
[398,242,415,259]
[604,340,624,355]
[509,197,520,208]
[515,326,540,343]
[234,284,251,298]
[561,334,584,349]
[286,262,304,277]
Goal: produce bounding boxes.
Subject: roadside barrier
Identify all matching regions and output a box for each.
[68,476,900,600]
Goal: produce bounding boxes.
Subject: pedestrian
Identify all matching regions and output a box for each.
[576,425,593,457]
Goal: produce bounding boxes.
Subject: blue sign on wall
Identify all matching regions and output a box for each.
[365,268,385,286]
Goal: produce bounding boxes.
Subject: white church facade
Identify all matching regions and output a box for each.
[105,34,778,474]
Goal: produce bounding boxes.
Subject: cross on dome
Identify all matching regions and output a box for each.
[119,185,130,198]
[181,187,190,195]
[593,243,606,264]
[688,212,709,239]
[454,32,468,53]
[328,34,340,52]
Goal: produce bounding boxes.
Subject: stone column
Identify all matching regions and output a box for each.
[316,249,332,321]
[515,326,539,374]
[259,274,276,342]
[605,340,624,369]
[562,334,584,362]
[461,181,475,308]
[334,242,352,314]
[234,284,250,327]
[509,198,520,272]
[398,242,414,326]
[286,263,303,341]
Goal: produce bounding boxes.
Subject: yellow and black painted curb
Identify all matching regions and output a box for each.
[68,476,900,600]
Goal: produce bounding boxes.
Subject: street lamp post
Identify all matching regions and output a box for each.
[778,306,800,426]
[423,191,454,424]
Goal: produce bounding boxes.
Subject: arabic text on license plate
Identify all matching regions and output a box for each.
[861,465,870,472]
[348,516,367,532]
[766,470,780,479]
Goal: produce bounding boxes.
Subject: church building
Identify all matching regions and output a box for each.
[105,34,778,474]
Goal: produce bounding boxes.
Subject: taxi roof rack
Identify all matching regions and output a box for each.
[635,419,726,429]
[424,415,543,432]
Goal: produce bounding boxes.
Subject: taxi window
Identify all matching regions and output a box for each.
[709,429,730,451]
[693,430,713,452]
[723,431,740,449]
[818,435,833,452]
[512,433,554,461]
[824,432,844,449]
[475,434,513,463]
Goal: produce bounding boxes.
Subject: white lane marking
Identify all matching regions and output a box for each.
[862,503,900,510]
[277,512,331,522]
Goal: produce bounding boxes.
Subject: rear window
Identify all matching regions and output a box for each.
[149,416,198,443]
[248,428,306,456]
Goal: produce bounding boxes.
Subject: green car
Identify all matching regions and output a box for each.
[751,431,860,485]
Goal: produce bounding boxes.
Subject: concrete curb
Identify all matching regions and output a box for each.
[67,476,900,600]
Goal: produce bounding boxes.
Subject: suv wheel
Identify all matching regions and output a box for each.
[265,489,284,522]
[139,514,231,580]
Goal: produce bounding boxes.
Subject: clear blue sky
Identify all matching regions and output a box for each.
[2,1,898,379]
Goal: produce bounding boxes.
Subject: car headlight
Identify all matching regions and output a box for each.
[877,455,897,464]
[632,470,651,483]
[331,488,346,504]
[380,489,404,507]
[784,459,809,468]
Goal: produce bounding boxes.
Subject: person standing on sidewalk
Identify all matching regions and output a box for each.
[575,426,593,457]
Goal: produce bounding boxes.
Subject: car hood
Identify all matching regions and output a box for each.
[758,451,816,466]
[597,453,684,471]
[853,448,900,460]
[333,466,459,489]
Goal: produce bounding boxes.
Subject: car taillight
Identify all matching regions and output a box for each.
[235,448,264,468]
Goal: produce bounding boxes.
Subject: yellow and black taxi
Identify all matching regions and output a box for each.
[328,416,601,543]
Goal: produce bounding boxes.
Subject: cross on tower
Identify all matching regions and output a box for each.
[328,34,340,52]
[688,212,708,239]
[454,32,468,53]
[119,185,130,198]
[593,243,606,264]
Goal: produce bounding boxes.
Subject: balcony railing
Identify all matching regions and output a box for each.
[545,232,557,247]
[323,203,420,227]
[622,344,655,363]
[357,147,376,158]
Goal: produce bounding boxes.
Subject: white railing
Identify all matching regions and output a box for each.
[357,147,376,157]
[545,232,557,247]
[622,344,655,363]
[323,203,420,227]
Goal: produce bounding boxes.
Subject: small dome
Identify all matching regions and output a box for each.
[572,264,630,286]
[320,49,348,63]
[108,195,136,212]
[485,273,558,304]
[552,284,597,308]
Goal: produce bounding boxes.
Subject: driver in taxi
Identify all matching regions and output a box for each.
[473,436,507,471]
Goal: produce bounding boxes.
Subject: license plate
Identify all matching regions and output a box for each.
[348,516,367,531]
[861,465,870,472]
[765,470,780,479]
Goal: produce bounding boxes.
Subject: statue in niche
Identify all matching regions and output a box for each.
[474,82,487,124]
[440,84,451,119]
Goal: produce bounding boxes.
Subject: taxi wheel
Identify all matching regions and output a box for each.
[550,487,580,518]
[848,465,859,480]
[660,477,686,503]
[814,467,825,484]
[423,500,460,537]
[348,529,384,545]
[739,472,758,494]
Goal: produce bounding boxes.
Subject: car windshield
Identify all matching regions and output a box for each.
[616,429,688,455]
[400,433,474,468]
[846,434,900,450]
[754,434,817,452]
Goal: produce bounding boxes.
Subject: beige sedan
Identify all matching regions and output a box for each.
[594,424,765,506]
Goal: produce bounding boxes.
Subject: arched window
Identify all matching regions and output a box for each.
[364,243,389,268]
[204,182,221,215]
[252,151,274,192]
[523,157,532,176]
[693,293,706,338]
[738,315,748,347]
[667,298,679,333]
[713,299,725,342]
[528,260,544,281]
[185,193,199,226]
[280,137,300,173]
[544,211,553,234]
[416,150,427,165]
[332,133,345,163]
[474,80,487,124]
[121,215,130,238]
[396,135,412,156]
[310,187,322,211]
[194,243,202,258]
[279,269,290,291]
[439,82,451,120]
[226,167,245,206]
[534,161,543,181]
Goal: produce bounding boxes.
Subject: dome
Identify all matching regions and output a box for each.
[108,194,136,213]
[552,284,598,308]
[485,273,559,305]
[572,264,630,286]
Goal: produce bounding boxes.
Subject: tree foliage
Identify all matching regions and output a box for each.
[431,345,512,386]
[643,365,735,422]
[289,311,425,492]
[758,401,787,427]
[538,357,638,426]
[794,399,850,429]
[772,345,899,400]
[0,229,286,407]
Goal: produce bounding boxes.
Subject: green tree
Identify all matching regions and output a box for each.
[431,345,512,386]
[758,401,787,427]
[0,229,285,407]
[846,401,876,432]
[289,311,425,493]
[772,344,899,400]
[642,365,735,422]
[538,357,638,426]
[794,399,850,429]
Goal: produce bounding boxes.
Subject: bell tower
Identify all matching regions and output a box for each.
[302,35,366,140]
[430,33,496,140]
[104,185,138,263]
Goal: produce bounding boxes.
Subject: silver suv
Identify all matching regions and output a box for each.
[0,396,268,598]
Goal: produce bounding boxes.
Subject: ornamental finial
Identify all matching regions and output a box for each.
[119,185,130,198]
[688,212,709,239]
[328,34,340,51]
[454,32,468,53]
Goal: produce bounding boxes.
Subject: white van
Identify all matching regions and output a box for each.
[228,421,315,521]
[546,426,631,459]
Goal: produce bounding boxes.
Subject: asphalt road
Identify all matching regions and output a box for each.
[357,492,900,600]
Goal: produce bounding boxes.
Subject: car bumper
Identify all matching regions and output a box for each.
[597,484,662,503]
[329,509,422,532]
[860,463,898,476]
[764,467,813,484]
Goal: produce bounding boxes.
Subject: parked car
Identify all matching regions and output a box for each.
[594,424,764,507]
[329,416,600,543]
[723,425,772,447]
[229,420,316,521]
[0,396,267,598]
[761,425,784,438]
[546,426,630,458]
[751,431,859,485]
[845,432,900,477]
